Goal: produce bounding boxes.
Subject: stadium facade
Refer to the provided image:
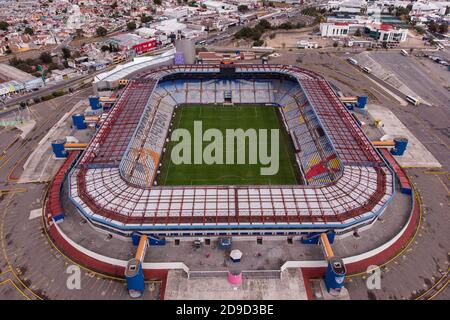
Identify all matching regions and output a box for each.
[66,64,395,238]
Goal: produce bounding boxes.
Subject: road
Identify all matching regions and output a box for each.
[0,62,121,117]
[1,74,90,111]
[51,35,74,54]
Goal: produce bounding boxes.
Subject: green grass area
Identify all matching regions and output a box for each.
[157,104,301,186]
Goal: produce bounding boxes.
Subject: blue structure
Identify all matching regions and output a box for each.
[357,96,368,109]
[325,257,346,292]
[218,237,232,249]
[301,232,335,244]
[125,258,145,298]
[174,53,185,65]
[148,235,166,246]
[391,137,408,156]
[72,114,87,130]
[88,96,101,110]
[131,232,142,246]
[51,139,67,158]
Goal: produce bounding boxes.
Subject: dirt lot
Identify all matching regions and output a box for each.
[264,30,332,48]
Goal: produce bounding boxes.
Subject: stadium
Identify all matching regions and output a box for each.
[64,64,395,238]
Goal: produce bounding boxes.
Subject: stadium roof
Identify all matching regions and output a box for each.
[93,48,175,84]
[69,64,394,234]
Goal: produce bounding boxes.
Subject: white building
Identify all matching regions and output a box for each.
[320,22,351,37]
[136,27,158,39]
[154,19,187,37]
[320,22,408,42]
[66,4,86,30]
[164,6,190,19]
[297,40,319,49]
[202,1,238,13]
[411,1,450,16]
[365,23,408,42]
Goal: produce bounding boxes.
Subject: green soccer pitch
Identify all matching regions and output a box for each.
[157,105,301,186]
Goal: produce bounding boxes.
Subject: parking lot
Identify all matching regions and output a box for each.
[367,51,450,108]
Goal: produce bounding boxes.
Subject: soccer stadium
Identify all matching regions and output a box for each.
[65,64,394,238]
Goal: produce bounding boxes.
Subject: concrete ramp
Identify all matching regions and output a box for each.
[355,52,428,104]
[164,269,307,300]
[367,104,441,168]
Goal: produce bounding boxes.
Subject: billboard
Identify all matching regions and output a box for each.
[132,39,157,55]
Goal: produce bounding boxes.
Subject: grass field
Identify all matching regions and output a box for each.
[157,105,301,186]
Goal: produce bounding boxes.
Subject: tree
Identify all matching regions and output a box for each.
[62,47,71,59]
[415,26,425,35]
[238,5,248,13]
[110,1,118,10]
[428,20,438,33]
[127,21,137,31]
[279,22,294,30]
[315,14,325,24]
[354,28,361,37]
[39,52,53,64]
[153,0,162,5]
[396,6,411,17]
[96,26,107,37]
[109,43,119,52]
[101,45,110,52]
[24,27,34,35]
[0,21,9,31]
[438,23,448,34]
[257,19,271,31]
[253,39,264,46]
[141,14,153,24]
[234,27,254,39]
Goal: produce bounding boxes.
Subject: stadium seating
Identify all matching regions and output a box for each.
[116,75,343,187]
[68,65,393,234]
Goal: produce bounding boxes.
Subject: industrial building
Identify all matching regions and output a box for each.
[107,33,157,55]
[60,64,394,239]
[0,63,44,98]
